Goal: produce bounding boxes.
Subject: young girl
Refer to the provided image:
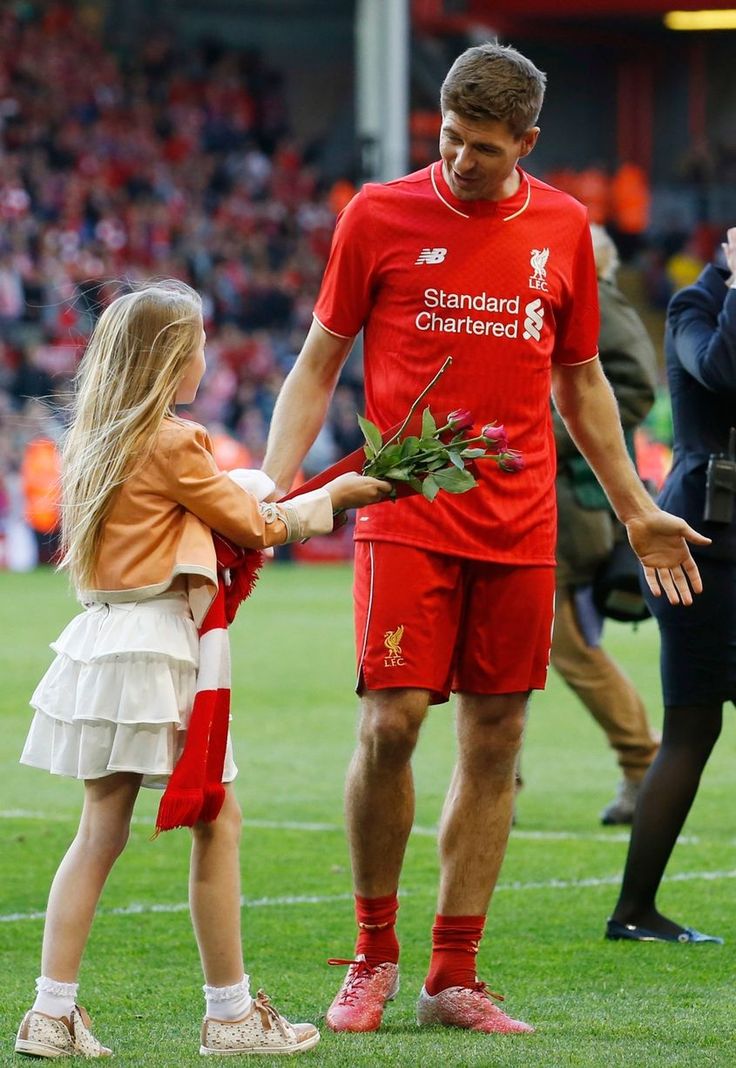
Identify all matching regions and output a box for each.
[14,280,390,1059]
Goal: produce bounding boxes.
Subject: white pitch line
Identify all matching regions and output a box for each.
[2,870,735,925]
[0,810,700,845]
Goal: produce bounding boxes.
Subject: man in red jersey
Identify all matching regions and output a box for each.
[263,43,708,1036]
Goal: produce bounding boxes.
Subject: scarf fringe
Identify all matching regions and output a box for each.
[155,789,206,833]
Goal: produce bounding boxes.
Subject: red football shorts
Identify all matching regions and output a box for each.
[354,541,555,703]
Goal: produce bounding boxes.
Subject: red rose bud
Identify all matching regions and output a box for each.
[482,423,508,451]
[447,408,473,432]
[499,451,525,473]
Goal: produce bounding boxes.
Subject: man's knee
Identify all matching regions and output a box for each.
[357,689,429,766]
[458,694,528,765]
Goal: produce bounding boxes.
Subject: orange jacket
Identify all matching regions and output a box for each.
[87,418,332,624]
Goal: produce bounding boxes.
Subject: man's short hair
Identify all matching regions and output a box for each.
[440,42,547,139]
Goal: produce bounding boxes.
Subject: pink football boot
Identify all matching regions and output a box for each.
[417,982,535,1034]
[325,955,400,1033]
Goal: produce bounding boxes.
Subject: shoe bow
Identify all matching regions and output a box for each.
[253,990,290,1038]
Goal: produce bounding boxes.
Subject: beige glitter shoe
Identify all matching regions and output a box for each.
[15,1004,112,1058]
[200,989,320,1056]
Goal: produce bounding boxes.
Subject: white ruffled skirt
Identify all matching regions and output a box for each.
[20,592,238,789]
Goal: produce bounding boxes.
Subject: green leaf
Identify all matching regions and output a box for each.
[421,406,437,439]
[357,414,383,458]
[417,437,444,451]
[376,444,402,467]
[399,436,421,459]
[422,474,440,501]
[432,466,478,494]
[447,448,465,469]
[425,456,448,471]
[461,448,487,459]
[408,477,424,493]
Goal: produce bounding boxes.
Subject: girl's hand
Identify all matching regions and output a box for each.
[325,472,392,511]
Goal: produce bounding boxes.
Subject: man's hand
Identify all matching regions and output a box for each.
[721,225,736,281]
[626,509,711,605]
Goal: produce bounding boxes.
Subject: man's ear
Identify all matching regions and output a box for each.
[518,126,540,159]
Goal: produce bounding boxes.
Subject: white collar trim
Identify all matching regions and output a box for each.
[430,162,531,222]
[502,170,531,221]
[430,163,470,218]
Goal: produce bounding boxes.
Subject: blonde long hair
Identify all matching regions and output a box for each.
[60,280,202,590]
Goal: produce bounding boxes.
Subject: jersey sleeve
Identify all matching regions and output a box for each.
[552,220,600,366]
[313,188,378,339]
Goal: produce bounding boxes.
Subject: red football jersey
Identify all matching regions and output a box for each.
[313,162,600,563]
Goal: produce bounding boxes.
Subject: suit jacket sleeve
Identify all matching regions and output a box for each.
[667,265,736,396]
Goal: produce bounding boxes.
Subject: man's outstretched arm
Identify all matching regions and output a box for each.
[263,319,354,495]
[552,357,711,605]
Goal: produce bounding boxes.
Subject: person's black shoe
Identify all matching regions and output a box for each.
[605,918,724,944]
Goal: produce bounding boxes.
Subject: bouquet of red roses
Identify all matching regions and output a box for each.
[358,357,524,501]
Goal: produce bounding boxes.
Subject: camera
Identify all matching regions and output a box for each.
[704,428,736,524]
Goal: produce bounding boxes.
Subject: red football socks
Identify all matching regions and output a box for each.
[354,892,400,966]
[425,913,485,995]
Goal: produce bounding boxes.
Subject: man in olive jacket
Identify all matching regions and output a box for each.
[551,224,661,823]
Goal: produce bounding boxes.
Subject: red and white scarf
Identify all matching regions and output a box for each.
[155,536,262,833]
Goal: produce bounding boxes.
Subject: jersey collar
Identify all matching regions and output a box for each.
[430,162,531,221]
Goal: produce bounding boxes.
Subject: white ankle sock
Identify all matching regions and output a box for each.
[32,976,78,1019]
[203,975,252,1021]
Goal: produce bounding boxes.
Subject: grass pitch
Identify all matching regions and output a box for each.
[1,564,734,1067]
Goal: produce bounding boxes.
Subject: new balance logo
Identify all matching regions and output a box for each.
[415,247,447,265]
[523,298,545,341]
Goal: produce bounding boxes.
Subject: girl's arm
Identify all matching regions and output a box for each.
[160,422,327,548]
[159,422,387,548]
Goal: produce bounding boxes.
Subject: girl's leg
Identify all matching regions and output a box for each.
[189,785,245,989]
[40,772,142,984]
[190,787,321,1053]
[610,702,722,937]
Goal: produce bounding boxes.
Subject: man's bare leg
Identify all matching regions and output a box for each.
[346,687,430,896]
[326,688,429,1033]
[416,692,535,1034]
[437,692,528,915]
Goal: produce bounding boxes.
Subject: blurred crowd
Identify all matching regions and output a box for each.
[0,2,725,569]
[0,1,367,567]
